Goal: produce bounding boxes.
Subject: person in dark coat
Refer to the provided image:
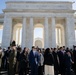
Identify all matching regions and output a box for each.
[16,46,22,73]
[5,47,11,71]
[58,47,65,75]
[52,48,59,75]
[64,50,74,75]
[19,48,28,75]
[44,48,54,66]
[0,47,3,70]
[29,46,40,75]
[8,46,17,75]
[44,48,54,75]
[73,46,76,75]
[1,48,7,70]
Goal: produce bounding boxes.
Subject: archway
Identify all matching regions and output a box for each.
[12,23,22,45]
[34,23,44,48]
[35,39,43,48]
[56,24,65,47]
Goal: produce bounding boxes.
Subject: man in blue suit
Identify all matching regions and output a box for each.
[29,46,40,75]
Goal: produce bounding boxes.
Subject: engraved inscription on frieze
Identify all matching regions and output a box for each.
[7,3,71,10]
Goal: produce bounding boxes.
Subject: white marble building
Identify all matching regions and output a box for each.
[0,0,76,48]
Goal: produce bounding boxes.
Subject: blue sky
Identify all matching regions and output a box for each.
[0,0,6,13]
[0,0,76,13]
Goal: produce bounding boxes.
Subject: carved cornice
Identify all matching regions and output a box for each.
[13,18,22,25]
[6,1,73,4]
[3,9,75,13]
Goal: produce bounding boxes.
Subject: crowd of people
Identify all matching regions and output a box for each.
[0,41,76,75]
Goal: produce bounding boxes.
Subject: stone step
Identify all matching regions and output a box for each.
[0,71,7,73]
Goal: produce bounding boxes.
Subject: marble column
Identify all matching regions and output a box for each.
[65,16,75,48]
[51,17,56,48]
[56,28,59,46]
[18,28,20,45]
[21,17,26,49]
[2,15,12,48]
[29,17,34,49]
[13,27,16,42]
[44,17,49,48]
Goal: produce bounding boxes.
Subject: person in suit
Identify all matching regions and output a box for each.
[1,48,7,70]
[29,46,40,75]
[6,47,11,72]
[58,47,65,75]
[64,50,74,75]
[73,46,76,75]
[16,46,22,73]
[52,48,59,75]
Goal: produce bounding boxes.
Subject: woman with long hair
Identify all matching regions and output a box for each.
[44,48,54,75]
[19,48,28,75]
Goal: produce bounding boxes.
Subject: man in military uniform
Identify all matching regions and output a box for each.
[8,41,17,75]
